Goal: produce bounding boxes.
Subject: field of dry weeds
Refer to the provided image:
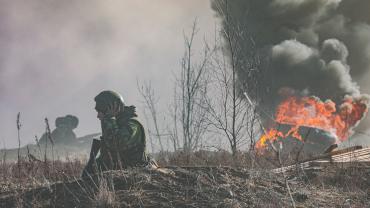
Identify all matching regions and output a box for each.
[0,151,368,208]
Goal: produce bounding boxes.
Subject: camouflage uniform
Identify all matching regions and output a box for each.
[96,105,149,170]
[83,91,150,176]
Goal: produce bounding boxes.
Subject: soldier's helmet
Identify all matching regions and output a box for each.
[94,90,125,113]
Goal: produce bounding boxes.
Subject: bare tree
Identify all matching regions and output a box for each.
[205,37,253,156]
[167,87,180,151]
[206,1,261,156]
[172,20,212,153]
[137,81,164,152]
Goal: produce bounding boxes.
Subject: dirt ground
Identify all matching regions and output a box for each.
[0,165,369,208]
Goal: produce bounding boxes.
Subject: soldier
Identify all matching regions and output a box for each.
[82,90,153,177]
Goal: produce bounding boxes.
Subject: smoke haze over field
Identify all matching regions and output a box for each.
[212,0,370,137]
[1,0,369,149]
[0,0,214,148]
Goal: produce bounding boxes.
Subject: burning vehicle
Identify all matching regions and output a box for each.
[256,96,368,157]
[212,0,370,157]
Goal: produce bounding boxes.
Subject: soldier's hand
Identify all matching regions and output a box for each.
[104,102,122,118]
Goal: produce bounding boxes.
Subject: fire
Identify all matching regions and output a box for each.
[256,96,369,150]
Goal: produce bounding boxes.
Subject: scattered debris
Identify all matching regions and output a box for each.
[274,146,370,174]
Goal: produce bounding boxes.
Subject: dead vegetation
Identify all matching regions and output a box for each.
[0,158,84,194]
[0,150,368,208]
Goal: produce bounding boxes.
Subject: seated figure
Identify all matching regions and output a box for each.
[82,90,155,177]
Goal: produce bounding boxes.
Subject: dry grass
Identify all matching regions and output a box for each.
[0,150,368,207]
[0,157,84,193]
[89,174,119,208]
[156,150,253,167]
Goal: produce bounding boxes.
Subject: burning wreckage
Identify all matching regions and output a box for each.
[251,93,370,176]
[211,0,370,162]
[255,95,369,157]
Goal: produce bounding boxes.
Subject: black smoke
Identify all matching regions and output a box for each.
[212,0,370,129]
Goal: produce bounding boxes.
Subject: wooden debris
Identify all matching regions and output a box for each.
[274,146,370,174]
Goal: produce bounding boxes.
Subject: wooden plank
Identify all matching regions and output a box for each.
[332,149,370,157]
[332,153,370,160]
[330,148,370,158]
[332,151,370,160]
[296,146,363,164]
[307,154,370,163]
[332,155,370,162]
[273,146,370,174]
[317,154,370,162]
[309,161,370,168]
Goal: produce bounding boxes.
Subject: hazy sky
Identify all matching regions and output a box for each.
[0,0,215,148]
[1,0,369,149]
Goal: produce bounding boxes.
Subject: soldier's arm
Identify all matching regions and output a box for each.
[100,102,123,136]
[100,117,119,135]
[101,118,131,144]
[117,121,144,151]
[101,118,144,150]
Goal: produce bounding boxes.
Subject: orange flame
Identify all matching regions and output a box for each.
[256,96,368,150]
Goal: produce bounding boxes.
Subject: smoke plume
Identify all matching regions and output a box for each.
[212,0,370,133]
[0,0,213,148]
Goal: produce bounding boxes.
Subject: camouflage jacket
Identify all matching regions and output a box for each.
[97,106,149,169]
